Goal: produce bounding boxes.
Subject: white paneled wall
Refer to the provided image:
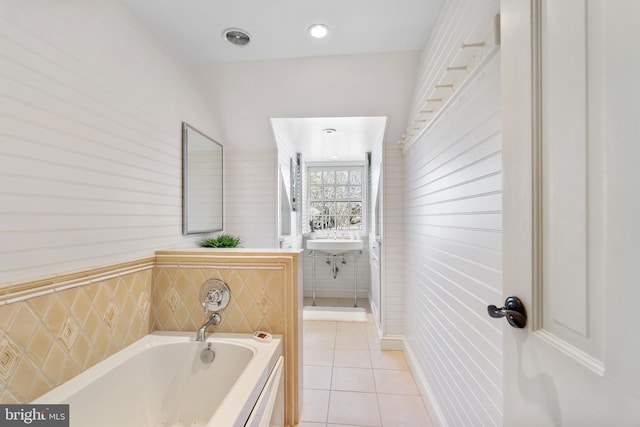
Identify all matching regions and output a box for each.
[408,0,499,127]
[383,143,406,337]
[402,0,502,426]
[0,0,220,286]
[224,149,278,248]
[405,57,502,426]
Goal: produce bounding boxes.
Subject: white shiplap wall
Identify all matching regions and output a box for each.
[383,142,406,337]
[402,0,502,426]
[224,149,278,248]
[0,0,221,286]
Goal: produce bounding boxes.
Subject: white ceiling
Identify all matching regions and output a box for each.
[123,0,445,64]
[123,0,445,160]
[271,116,387,162]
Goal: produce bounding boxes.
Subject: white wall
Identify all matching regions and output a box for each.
[224,149,278,247]
[193,52,420,151]
[0,0,221,286]
[383,142,406,337]
[0,3,421,279]
[402,0,503,426]
[189,47,422,331]
[193,52,420,249]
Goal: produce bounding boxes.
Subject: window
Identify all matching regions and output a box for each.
[308,166,363,230]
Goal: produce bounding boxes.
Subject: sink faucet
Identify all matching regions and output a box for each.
[196,313,221,341]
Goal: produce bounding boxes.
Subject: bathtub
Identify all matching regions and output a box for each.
[33,332,283,427]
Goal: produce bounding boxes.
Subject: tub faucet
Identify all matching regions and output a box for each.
[196,313,221,341]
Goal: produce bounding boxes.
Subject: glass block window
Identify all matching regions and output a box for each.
[308,166,363,230]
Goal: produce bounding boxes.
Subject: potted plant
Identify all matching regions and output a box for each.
[199,234,242,248]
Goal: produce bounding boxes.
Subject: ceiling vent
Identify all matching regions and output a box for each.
[223,28,251,47]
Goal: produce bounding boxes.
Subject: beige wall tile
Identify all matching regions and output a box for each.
[26,296,49,318]
[11,356,38,400]
[0,250,301,426]
[154,249,302,426]
[26,324,53,366]
[41,342,66,384]
[41,297,67,335]
[7,305,39,348]
[69,289,92,326]
[82,309,101,339]
[0,263,154,402]
[0,338,20,382]
[0,304,18,334]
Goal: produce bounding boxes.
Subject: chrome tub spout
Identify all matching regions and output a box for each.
[196,313,221,341]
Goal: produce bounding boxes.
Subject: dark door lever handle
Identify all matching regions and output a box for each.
[487,296,527,328]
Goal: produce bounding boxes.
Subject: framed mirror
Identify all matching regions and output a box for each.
[182,123,223,234]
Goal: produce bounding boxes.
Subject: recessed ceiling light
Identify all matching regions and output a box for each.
[308,24,329,39]
[223,28,251,46]
[322,128,336,134]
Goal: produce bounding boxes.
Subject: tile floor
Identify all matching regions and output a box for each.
[299,297,433,427]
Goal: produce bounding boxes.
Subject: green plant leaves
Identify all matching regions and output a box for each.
[199,234,242,248]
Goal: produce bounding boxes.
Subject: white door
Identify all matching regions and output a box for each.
[501,0,640,425]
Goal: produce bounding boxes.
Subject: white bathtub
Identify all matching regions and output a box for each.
[33,332,283,427]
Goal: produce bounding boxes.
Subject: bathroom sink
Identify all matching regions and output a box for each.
[307,239,363,255]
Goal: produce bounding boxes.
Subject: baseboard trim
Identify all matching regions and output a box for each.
[380,335,404,350]
[402,338,449,427]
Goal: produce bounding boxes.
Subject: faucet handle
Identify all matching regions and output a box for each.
[204,289,222,314]
[199,279,231,316]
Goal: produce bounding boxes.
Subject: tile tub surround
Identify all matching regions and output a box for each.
[154,248,303,427]
[0,248,303,427]
[0,259,155,403]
